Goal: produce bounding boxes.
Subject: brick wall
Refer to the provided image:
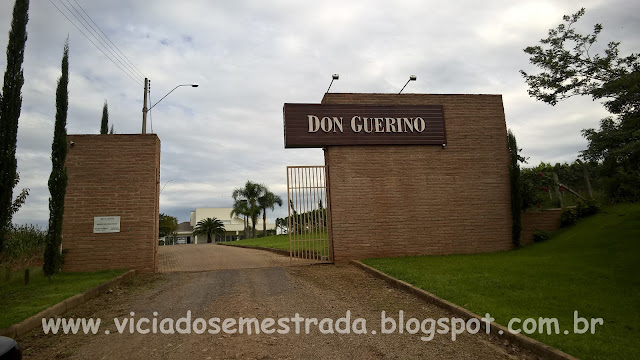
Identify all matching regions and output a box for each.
[62,134,160,272]
[322,94,512,261]
[520,209,563,245]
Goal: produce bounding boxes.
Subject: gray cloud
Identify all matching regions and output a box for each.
[1,0,638,226]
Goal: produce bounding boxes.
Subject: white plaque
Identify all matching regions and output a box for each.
[93,216,121,233]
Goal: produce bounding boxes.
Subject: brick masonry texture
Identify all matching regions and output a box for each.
[62,135,160,272]
[520,209,563,245]
[321,94,513,261]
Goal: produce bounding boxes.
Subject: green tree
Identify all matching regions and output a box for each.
[100,100,108,134]
[43,39,69,277]
[275,217,288,234]
[159,213,178,239]
[508,129,525,247]
[232,181,265,238]
[520,8,640,201]
[192,217,226,243]
[258,188,282,236]
[230,199,249,239]
[0,0,29,256]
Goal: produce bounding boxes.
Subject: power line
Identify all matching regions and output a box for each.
[58,0,144,83]
[48,0,144,87]
[61,0,144,83]
[69,0,146,80]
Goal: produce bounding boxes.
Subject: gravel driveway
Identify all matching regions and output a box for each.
[158,243,292,272]
[18,256,535,359]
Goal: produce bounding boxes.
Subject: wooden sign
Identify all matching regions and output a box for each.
[283,104,446,148]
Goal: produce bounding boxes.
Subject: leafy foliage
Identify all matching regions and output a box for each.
[192,217,226,243]
[520,161,596,210]
[532,230,551,243]
[521,8,640,203]
[520,8,639,109]
[275,217,288,234]
[159,213,178,238]
[230,199,250,238]
[258,189,282,237]
[44,39,69,277]
[232,181,266,238]
[1,224,45,267]
[0,0,29,256]
[508,130,524,247]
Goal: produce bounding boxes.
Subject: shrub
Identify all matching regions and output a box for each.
[576,199,600,218]
[533,230,551,242]
[560,208,578,227]
[1,224,46,266]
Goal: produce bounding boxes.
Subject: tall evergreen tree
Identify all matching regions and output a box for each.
[508,130,525,247]
[100,100,108,134]
[0,0,29,255]
[43,40,69,277]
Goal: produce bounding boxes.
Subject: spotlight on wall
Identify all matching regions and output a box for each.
[399,75,417,94]
[69,141,75,147]
[326,74,339,94]
[442,143,446,149]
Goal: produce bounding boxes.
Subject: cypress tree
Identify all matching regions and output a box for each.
[43,40,69,277]
[508,129,523,247]
[0,0,29,255]
[100,100,108,134]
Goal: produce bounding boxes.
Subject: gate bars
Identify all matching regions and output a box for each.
[286,166,332,262]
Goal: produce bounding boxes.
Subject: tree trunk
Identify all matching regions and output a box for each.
[262,209,267,236]
[244,216,248,238]
[252,216,257,238]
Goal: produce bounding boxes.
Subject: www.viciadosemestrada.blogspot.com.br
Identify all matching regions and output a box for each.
[41,310,603,342]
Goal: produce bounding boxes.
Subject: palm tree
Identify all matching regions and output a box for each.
[192,217,226,243]
[258,189,283,236]
[230,199,249,239]
[232,181,265,238]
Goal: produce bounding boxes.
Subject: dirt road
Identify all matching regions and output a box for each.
[158,243,291,272]
[18,261,534,359]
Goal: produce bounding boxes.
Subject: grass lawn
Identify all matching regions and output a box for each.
[222,234,290,250]
[0,267,126,328]
[222,233,330,257]
[363,203,640,360]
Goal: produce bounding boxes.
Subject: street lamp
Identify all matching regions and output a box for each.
[141,78,199,134]
[399,75,417,94]
[326,74,339,94]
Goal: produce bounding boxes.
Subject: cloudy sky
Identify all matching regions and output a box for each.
[1,0,639,227]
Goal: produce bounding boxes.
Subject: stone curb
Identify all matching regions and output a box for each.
[350,260,577,360]
[217,242,290,256]
[0,269,136,338]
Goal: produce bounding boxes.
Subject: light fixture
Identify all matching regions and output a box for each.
[399,75,417,94]
[142,78,199,134]
[149,83,199,111]
[326,74,339,93]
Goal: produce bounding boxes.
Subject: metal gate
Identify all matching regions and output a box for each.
[286,166,332,263]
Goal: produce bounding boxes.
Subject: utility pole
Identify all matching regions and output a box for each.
[142,77,149,134]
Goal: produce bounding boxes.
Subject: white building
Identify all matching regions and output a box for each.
[189,208,276,243]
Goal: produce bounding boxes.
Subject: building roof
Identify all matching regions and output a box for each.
[176,221,193,233]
